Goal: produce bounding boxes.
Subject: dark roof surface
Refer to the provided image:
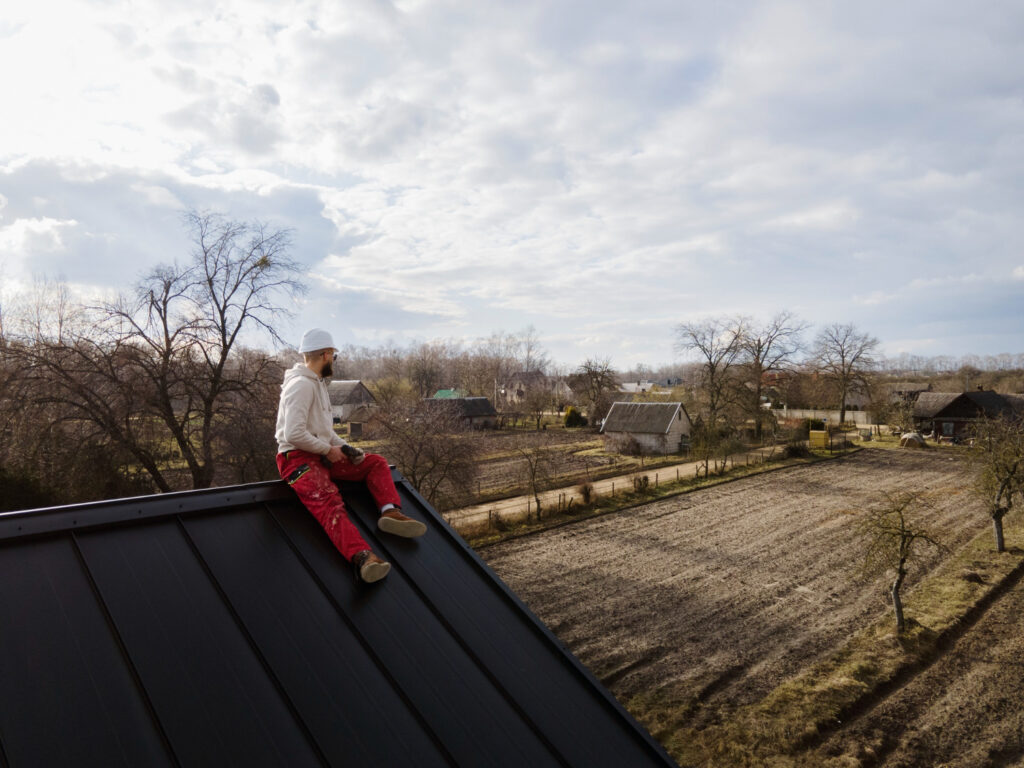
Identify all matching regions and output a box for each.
[914,391,1020,419]
[602,402,686,434]
[0,471,677,768]
[426,396,497,418]
[327,379,375,407]
[913,392,962,418]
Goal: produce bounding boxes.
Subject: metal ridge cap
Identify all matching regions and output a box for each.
[0,480,294,541]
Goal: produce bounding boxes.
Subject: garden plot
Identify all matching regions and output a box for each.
[482,449,983,726]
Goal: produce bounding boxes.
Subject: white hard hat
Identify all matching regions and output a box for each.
[298,328,337,353]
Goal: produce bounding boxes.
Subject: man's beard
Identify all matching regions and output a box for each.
[321,361,333,379]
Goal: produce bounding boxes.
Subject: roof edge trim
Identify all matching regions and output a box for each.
[0,481,294,542]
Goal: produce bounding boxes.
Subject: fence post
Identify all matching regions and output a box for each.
[655,473,659,487]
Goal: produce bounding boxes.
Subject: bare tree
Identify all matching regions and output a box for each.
[365,376,418,410]
[675,316,748,475]
[213,348,283,483]
[513,433,557,521]
[369,401,480,511]
[522,384,552,431]
[406,341,449,398]
[514,324,550,374]
[812,323,879,425]
[859,491,942,633]
[969,415,1024,552]
[568,357,618,424]
[12,212,304,491]
[739,312,807,441]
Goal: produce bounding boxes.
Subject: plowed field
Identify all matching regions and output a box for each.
[482,449,986,736]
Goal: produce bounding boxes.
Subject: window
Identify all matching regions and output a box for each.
[943,422,954,436]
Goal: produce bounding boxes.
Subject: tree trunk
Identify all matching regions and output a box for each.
[993,514,1006,553]
[891,579,905,633]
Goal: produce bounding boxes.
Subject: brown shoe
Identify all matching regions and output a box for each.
[377,509,427,538]
[352,550,390,583]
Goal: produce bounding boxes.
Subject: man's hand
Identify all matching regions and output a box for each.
[341,443,366,465]
[325,445,345,464]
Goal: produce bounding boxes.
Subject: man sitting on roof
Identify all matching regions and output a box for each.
[275,328,426,583]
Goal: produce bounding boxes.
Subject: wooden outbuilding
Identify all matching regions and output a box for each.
[601,402,691,455]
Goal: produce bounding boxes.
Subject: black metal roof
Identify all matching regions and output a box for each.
[0,470,678,768]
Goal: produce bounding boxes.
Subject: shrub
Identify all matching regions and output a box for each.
[578,481,595,505]
[633,475,651,493]
[564,406,588,428]
[783,441,812,459]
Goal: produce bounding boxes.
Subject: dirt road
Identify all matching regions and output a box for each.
[448,446,779,533]
[481,449,982,723]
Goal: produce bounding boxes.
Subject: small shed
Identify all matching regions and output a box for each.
[328,380,377,430]
[601,402,691,455]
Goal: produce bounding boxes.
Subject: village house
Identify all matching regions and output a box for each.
[504,371,573,410]
[425,396,499,429]
[913,389,1024,440]
[327,380,378,437]
[619,380,655,394]
[601,401,692,455]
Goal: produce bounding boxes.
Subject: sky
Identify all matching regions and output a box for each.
[2,0,1023,369]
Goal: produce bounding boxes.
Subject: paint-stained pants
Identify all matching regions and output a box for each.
[276,450,402,562]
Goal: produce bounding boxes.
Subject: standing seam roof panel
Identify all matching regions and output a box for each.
[0,470,679,768]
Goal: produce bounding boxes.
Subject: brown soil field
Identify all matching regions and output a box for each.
[481,449,989,746]
[470,429,617,496]
[466,428,687,499]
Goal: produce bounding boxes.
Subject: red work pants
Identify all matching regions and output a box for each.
[276,450,402,562]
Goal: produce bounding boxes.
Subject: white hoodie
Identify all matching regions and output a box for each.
[275,363,348,455]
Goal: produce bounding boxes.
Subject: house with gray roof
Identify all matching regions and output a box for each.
[328,380,377,436]
[601,402,691,455]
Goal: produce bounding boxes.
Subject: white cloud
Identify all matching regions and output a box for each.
[2,0,1024,364]
[129,183,184,209]
[765,202,860,231]
[0,217,78,254]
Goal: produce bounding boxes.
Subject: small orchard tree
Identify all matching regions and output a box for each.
[859,491,942,633]
[969,415,1024,552]
[513,434,557,521]
[522,384,552,431]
